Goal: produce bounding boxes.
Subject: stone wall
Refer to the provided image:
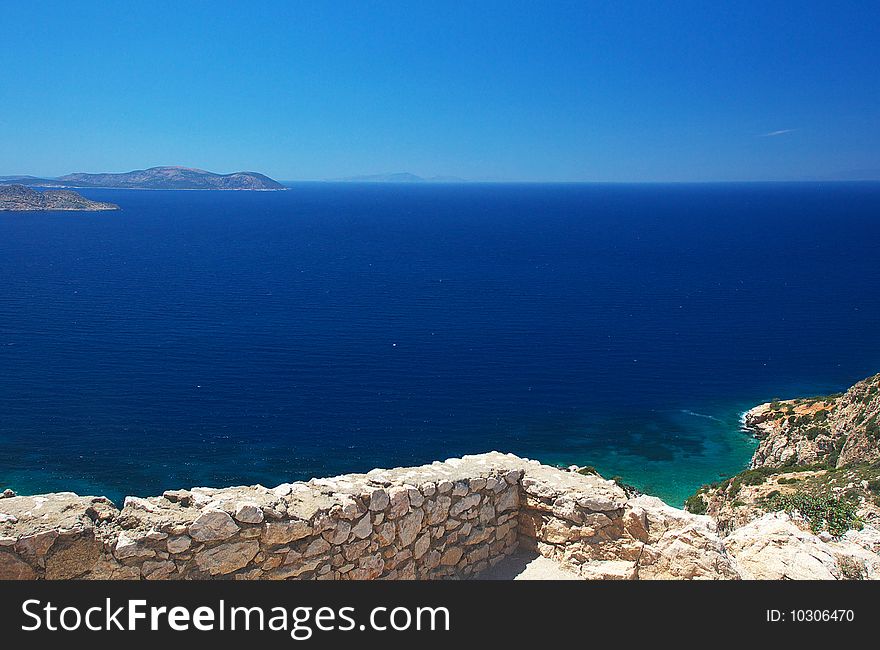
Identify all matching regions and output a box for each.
[514,463,739,579]
[1,452,740,580]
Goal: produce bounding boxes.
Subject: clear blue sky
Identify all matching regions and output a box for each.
[1,1,878,182]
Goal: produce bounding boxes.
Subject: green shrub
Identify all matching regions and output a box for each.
[837,557,864,580]
[763,492,862,536]
[611,476,640,498]
[684,494,707,514]
[804,426,830,440]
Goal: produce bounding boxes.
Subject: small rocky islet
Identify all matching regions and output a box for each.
[0,184,119,211]
[1,165,287,212]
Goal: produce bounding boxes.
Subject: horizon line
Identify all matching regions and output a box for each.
[279,178,880,185]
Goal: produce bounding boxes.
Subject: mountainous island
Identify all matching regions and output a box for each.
[0,166,286,191]
[0,184,119,211]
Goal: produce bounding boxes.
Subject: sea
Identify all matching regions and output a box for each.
[2,182,879,506]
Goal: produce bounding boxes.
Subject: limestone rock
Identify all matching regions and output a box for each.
[368,488,390,512]
[142,560,177,580]
[387,486,410,519]
[350,514,373,540]
[304,537,331,557]
[0,551,36,579]
[396,509,425,547]
[725,513,880,580]
[234,502,264,524]
[84,557,141,580]
[413,532,431,559]
[194,540,259,576]
[114,533,155,560]
[440,547,463,566]
[188,509,240,542]
[45,534,102,579]
[167,535,192,554]
[15,531,59,565]
[324,520,351,545]
[262,519,312,546]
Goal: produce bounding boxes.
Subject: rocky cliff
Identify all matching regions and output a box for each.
[3,451,878,581]
[684,373,880,576]
[744,373,880,470]
[0,184,119,211]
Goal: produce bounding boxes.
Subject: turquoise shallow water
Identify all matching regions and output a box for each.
[1,182,879,506]
[534,403,760,504]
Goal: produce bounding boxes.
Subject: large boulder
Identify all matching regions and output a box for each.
[626,496,740,580]
[725,512,880,580]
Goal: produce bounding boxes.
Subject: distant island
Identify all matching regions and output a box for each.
[0,166,286,191]
[0,185,119,211]
[334,172,466,183]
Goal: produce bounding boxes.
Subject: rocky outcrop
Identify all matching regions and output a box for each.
[744,373,880,470]
[516,466,738,579]
[0,184,119,211]
[681,372,880,579]
[725,513,880,580]
[688,374,880,533]
[834,374,880,466]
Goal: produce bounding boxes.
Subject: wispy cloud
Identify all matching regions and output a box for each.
[759,129,796,137]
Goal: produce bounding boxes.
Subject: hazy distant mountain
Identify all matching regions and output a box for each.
[334,172,467,183]
[0,175,82,188]
[0,184,119,211]
[56,166,286,190]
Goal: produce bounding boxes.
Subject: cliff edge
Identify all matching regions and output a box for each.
[745,372,880,470]
[684,373,880,578]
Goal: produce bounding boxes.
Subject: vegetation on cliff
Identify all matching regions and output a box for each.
[685,373,880,536]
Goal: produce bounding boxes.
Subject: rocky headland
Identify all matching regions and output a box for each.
[683,372,880,577]
[0,184,119,211]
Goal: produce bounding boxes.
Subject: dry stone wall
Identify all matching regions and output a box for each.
[1,452,739,580]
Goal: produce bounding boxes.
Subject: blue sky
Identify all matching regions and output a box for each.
[1,1,878,182]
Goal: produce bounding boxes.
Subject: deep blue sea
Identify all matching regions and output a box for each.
[2,182,879,506]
